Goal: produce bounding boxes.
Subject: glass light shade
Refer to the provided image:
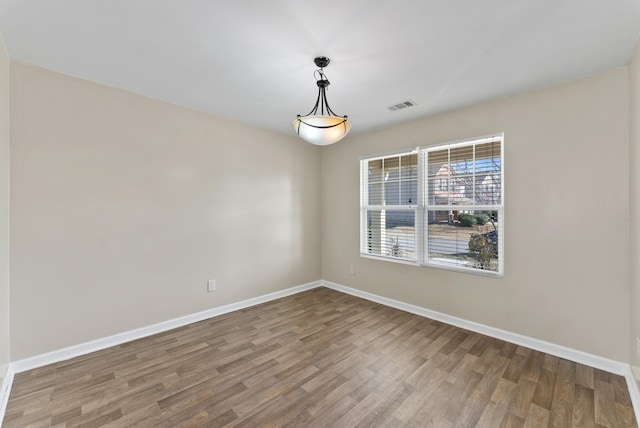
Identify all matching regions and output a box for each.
[292,115,352,146]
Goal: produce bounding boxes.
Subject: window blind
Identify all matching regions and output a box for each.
[361,152,418,261]
[424,138,503,273]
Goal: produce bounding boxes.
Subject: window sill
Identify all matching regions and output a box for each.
[424,260,503,278]
[360,253,418,266]
[360,253,503,278]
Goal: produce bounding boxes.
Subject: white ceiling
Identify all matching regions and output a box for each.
[0,0,639,137]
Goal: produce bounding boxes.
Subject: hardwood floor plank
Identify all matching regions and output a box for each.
[353,382,414,428]
[595,379,622,428]
[521,350,545,383]
[573,384,596,428]
[503,353,529,383]
[404,377,455,427]
[576,364,595,389]
[506,378,538,419]
[101,403,161,428]
[3,287,636,427]
[444,368,484,423]
[477,378,518,427]
[270,373,351,427]
[533,368,558,411]
[616,402,639,428]
[523,403,550,428]
[549,358,576,428]
[613,375,634,407]
[66,407,123,428]
[458,353,510,426]
[501,412,526,428]
[391,367,449,424]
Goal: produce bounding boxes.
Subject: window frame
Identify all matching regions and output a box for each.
[360,149,420,263]
[360,134,504,278]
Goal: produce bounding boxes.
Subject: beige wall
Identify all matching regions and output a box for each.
[9,62,321,359]
[322,67,630,362]
[630,38,640,369]
[0,34,9,378]
[5,55,636,364]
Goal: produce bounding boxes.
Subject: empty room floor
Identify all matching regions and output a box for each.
[3,287,637,427]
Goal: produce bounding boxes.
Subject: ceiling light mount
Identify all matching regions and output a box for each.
[292,56,351,146]
[314,56,330,68]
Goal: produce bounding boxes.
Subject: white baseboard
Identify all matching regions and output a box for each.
[11,280,321,373]
[0,363,14,426]
[320,280,640,423]
[3,278,639,425]
[320,280,640,421]
[632,365,640,381]
[625,366,640,422]
[319,280,629,375]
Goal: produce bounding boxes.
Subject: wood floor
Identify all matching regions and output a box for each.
[3,287,637,427]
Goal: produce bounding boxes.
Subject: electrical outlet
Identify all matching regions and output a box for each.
[349,265,355,275]
[207,279,216,292]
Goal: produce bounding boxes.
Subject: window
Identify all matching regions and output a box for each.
[361,152,418,262]
[360,134,503,276]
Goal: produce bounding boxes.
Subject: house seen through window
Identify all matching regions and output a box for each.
[360,134,504,276]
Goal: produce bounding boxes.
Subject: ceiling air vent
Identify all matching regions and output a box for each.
[388,100,417,112]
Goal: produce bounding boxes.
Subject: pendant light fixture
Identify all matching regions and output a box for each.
[292,56,351,145]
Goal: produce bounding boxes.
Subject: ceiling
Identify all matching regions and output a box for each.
[0,0,639,138]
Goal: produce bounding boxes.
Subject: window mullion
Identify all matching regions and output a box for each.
[472,144,476,205]
[447,148,451,206]
[360,160,367,254]
[417,149,426,264]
